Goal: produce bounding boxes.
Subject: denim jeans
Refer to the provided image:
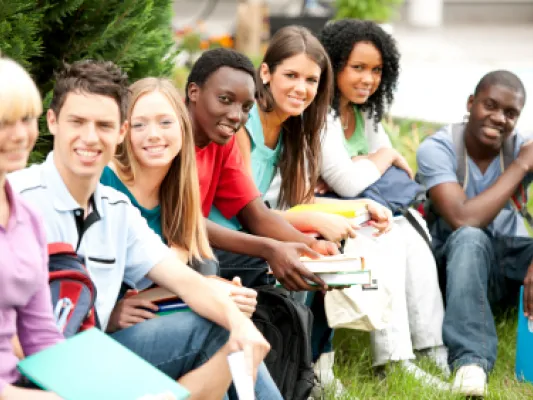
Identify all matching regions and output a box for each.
[435,226,533,373]
[214,248,275,288]
[305,291,334,361]
[111,311,282,400]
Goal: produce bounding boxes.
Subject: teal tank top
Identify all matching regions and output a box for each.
[100,166,164,242]
[208,104,283,230]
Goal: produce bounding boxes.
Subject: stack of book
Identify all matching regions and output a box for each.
[300,254,370,286]
[130,287,190,316]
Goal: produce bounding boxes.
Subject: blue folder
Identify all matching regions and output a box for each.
[18,328,190,400]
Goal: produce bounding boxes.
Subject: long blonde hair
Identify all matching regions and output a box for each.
[114,77,214,261]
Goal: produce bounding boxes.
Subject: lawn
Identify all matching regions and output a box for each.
[324,118,533,399]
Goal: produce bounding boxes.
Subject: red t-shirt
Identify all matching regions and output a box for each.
[196,136,260,218]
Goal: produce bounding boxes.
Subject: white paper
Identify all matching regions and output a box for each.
[227,351,254,400]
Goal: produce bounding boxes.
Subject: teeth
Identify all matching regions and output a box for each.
[219,125,234,134]
[76,149,98,157]
[145,146,165,153]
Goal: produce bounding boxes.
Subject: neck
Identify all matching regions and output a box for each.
[189,105,209,148]
[127,165,168,209]
[464,122,500,161]
[339,96,352,115]
[53,154,97,213]
[259,107,286,149]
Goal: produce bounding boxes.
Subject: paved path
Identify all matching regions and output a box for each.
[172,1,533,129]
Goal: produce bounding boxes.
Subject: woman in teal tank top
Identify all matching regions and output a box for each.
[100,77,258,325]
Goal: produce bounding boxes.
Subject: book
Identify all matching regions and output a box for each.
[130,287,191,315]
[304,270,372,286]
[300,254,365,273]
[18,328,190,400]
[288,203,371,226]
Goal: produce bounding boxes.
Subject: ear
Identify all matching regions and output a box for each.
[259,63,271,86]
[187,82,199,103]
[117,121,128,145]
[47,109,58,136]
[466,95,474,113]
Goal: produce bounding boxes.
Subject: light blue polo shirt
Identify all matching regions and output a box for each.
[8,153,170,330]
[208,104,283,230]
[417,124,533,247]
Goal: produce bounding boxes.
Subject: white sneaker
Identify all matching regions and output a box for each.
[400,360,451,391]
[418,346,451,378]
[452,365,487,397]
[310,352,346,399]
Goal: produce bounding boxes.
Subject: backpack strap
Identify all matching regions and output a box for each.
[450,123,468,190]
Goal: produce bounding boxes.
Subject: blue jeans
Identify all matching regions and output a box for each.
[434,226,533,373]
[305,292,334,361]
[111,311,282,400]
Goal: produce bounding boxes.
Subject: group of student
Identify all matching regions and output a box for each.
[1,17,531,400]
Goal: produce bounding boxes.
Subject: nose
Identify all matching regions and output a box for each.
[294,78,306,95]
[226,105,242,124]
[147,122,160,141]
[81,123,98,144]
[490,109,505,125]
[11,120,28,142]
[361,70,373,85]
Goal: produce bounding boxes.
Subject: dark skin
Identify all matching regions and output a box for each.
[427,83,533,318]
[187,66,339,291]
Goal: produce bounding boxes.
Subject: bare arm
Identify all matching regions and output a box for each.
[429,159,528,229]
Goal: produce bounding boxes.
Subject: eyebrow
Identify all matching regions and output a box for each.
[67,114,117,125]
[283,69,320,79]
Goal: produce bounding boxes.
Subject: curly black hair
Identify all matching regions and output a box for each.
[185,48,256,103]
[318,19,400,127]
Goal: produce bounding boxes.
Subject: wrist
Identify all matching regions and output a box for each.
[258,238,277,260]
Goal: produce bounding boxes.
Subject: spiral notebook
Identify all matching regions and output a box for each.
[18,328,190,400]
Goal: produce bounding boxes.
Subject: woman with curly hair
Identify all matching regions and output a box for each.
[316,19,449,389]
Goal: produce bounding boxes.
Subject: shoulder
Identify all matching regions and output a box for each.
[7,164,46,195]
[417,125,455,158]
[98,183,132,209]
[100,165,119,186]
[245,104,263,142]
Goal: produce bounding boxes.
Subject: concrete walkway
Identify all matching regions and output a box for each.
[172,1,533,129]
[391,24,533,131]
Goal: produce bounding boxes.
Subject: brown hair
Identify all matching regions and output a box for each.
[114,77,214,261]
[50,60,130,122]
[256,25,333,208]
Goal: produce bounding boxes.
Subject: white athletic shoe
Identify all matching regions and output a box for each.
[418,345,452,378]
[400,360,451,391]
[452,365,487,397]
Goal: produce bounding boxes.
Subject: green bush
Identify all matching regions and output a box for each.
[334,0,404,22]
[1,0,177,162]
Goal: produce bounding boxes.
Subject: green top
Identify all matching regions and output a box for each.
[343,105,368,157]
[100,166,164,241]
[208,104,283,230]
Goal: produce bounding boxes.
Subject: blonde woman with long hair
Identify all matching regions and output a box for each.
[101,78,256,332]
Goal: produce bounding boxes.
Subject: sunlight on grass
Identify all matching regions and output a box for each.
[324,117,533,399]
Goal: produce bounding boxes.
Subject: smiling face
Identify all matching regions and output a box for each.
[48,91,126,183]
[260,52,321,119]
[188,66,255,146]
[466,84,524,150]
[0,117,39,175]
[129,90,182,169]
[337,41,383,106]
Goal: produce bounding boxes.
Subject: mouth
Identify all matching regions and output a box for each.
[143,145,168,155]
[482,125,503,139]
[74,148,102,164]
[1,148,27,160]
[217,124,237,138]
[354,87,371,97]
[288,95,305,105]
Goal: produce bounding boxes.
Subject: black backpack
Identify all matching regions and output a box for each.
[252,286,314,400]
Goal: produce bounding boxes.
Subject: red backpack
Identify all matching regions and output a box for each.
[48,243,98,337]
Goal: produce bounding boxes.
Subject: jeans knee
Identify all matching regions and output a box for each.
[448,226,490,249]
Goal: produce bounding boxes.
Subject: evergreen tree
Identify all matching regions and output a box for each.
[0,0,176,160]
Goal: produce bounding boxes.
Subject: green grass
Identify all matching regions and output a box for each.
[327,309,533,399]
[320,118,533,399]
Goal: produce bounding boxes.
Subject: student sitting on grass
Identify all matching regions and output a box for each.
[316,19,448,388]
[100,77,258,332]
[0,57,64,400]
[8,59,282,400]
[185,48,339,291]
[417,70,532,397]
[213,26,392,396]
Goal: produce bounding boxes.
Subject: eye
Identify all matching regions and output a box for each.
[132,122,146,130]
[285,73,296,79]
[373,67,383,74]
[351,65,363,71]
[484,100,496,110]
[307,77,319,85]
[99,123,114,130]
[242,103,253,114]
[71,119,83,126]
[505,110,518,119]
[160,119,174,127]
[219,95,231,104]
[22,115,34,123]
